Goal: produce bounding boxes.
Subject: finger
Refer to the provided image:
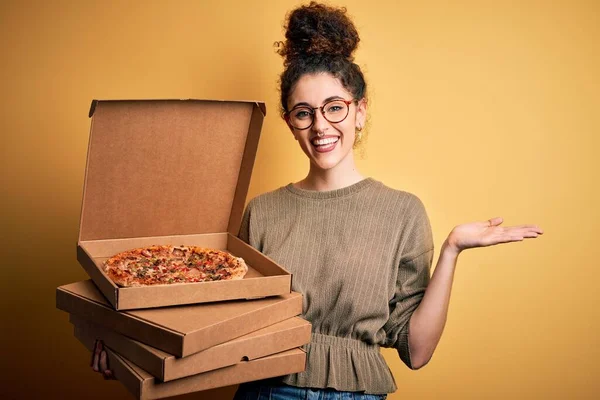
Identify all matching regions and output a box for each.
[510,232,535,240]
[487,217,503,227]
[490,235,523,245]
[505,225,544,236]
[100,349,108,372]
[487,228,532,243]
[529,225,544,234]
[501,233,524,242]
[506,224,543,232]
[503,226,542,235]
[103,369,115,380]
[92,345,100,372]
[499,229,544,242]
[99,349,116,380]
[517,227,544,238]
[95,339,104,355]
[92,340,103,372]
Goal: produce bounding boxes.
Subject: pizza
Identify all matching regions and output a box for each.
[103,245,248,287]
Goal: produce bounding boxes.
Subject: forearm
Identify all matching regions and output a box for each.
[407,240,460,369]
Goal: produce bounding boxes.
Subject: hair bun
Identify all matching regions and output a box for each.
[277,2,359,63]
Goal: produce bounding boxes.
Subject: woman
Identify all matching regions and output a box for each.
[92,2,542,399]
[231,2,542,400]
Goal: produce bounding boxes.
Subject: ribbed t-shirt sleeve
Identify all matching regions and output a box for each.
[382,196,434,369]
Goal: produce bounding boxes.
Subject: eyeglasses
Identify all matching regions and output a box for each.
[284,99,355,130]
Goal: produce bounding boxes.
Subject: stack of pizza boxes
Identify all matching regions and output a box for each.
[56,100,311,399]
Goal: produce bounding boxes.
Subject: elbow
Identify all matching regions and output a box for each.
[409,354,431,370]
[407,343,434,370]
[407,331,437,370]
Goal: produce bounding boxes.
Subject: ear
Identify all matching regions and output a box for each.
[355,98,367,130]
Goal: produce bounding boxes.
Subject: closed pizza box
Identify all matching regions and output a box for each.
[57,280,303,357]
[70,314,311,381]
[78,99,291,310]
[73,324,307,400]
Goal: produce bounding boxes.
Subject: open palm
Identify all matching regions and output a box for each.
[447,217,543,253]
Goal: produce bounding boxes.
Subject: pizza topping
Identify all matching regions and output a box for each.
[103,245,248,287]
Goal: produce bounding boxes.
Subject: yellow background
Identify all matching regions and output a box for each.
[1,0,598,399]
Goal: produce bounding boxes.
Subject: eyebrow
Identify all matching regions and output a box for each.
[290,95,345,110]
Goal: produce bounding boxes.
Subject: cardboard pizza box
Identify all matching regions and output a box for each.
[57,280,303,357]
[77,99,291,310]
[73,323,306,400]
[70,314,311,381]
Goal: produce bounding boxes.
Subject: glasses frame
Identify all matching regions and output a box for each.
[284,99,356,130]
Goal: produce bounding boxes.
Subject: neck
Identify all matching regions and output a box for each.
[296,152,364,191]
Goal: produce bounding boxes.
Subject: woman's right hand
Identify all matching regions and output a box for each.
[90,339,115,380]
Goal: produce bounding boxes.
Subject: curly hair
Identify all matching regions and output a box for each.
[276,2,368,117]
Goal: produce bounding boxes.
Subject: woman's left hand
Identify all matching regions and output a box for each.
[445,217,543,255]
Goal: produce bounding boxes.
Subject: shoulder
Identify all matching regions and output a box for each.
[368,179,429,218]
[243,186,290,214]
[247,186,288,204]
[239,186,290,242]
[371,181,434,259]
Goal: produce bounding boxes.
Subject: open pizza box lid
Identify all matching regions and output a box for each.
[77,99,291,310]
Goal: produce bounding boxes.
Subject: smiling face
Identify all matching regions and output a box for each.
[286,72,367,173]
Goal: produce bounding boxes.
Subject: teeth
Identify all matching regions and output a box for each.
[313,137,339,146]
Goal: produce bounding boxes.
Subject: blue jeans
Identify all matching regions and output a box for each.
[234,382,387,400]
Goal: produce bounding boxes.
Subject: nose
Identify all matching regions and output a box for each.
[311,108,329,133]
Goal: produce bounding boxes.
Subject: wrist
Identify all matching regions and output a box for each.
[442,238,461,259]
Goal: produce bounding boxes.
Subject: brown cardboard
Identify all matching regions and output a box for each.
[81,99,265,240]
[78,233,292,310]
[74,325,306,400]
[70,314,311,381]
[57,280,303,357]
[78,99,292,310]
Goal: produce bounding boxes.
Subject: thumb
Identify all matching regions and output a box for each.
[487,217,503,227]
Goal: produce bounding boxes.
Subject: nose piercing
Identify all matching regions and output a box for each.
[317,130,325,137]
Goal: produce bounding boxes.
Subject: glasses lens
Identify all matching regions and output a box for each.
[323,100,350,123]
[289,107,314,130]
